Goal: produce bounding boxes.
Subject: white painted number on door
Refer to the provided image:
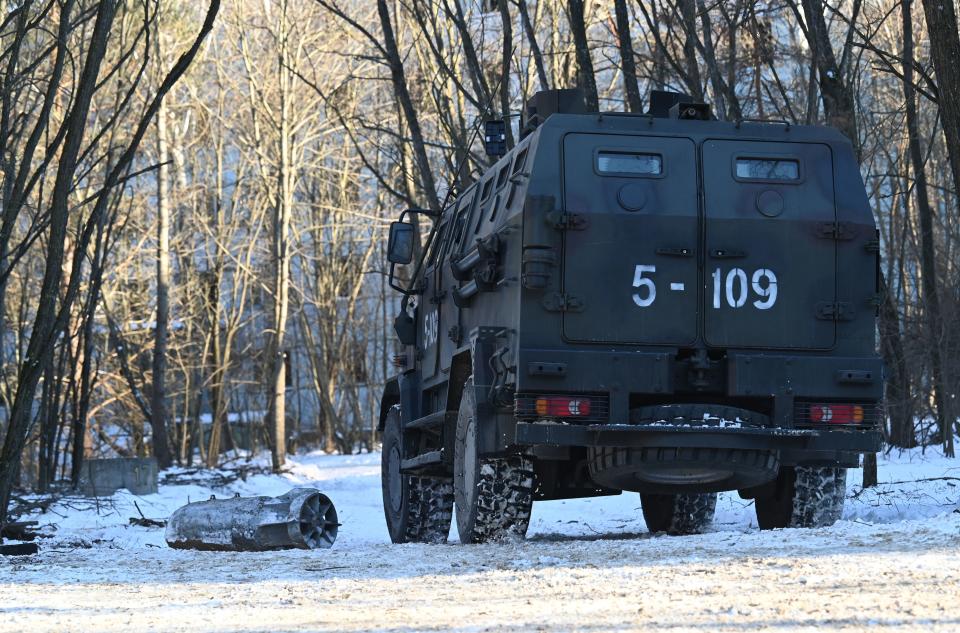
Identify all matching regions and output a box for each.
[751,269,778,310]
[632,265,657,307]
[633,265,778,310]
[712,267,778,310]
[423,310,438,346]
[725,268,748,308]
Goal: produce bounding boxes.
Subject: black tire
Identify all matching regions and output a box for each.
[641,492,717,535]
[381,405,453,543]
[454,377,534,543]
[755,466,846,529]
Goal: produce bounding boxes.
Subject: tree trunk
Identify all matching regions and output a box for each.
[0,0,115,531]
[268,0,293,471]
[377,0,440,211]
[613,0,642,113]
[206,267,235,467]
[920,0,960,449]
[904,0,952,456]
[567,0,599,112]
[515,0,549,92]
[37,354,56,492]
[880,279,915,448]
[697,0,740,120]
[677,0,704,100]
[151,95,173,470]
[799,0,859,152]
[921,0,960,215]
[497,0,515,148]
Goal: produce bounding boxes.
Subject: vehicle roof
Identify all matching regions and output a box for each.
[533,112,852,146]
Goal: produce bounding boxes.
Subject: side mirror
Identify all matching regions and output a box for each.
[387,221,414,265]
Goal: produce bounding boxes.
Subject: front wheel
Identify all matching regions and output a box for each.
[641,492,717,535]
[381,405,453,543]
[755,466,846,529]
[454,377,535,543]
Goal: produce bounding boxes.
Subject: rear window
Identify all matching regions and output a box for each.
[735,158,799,181]
[597,151,662,176]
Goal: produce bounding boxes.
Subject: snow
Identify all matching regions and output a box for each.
[2,447,960,632]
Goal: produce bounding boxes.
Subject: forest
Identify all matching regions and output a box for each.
[0,0,958,526]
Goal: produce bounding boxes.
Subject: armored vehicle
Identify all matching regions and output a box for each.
[380,89,882,544]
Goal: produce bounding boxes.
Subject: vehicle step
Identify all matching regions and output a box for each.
[405,411,455,431]
[400,450,443,472]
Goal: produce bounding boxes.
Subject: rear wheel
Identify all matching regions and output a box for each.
[454,377,534,543]
[641,492,717,535]
[755,466,846,529]
[381,405,453,543]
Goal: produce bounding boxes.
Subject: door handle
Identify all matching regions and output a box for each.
[710,249,746,258]
[656,247,694,257]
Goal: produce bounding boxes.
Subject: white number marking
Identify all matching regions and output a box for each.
[752,268,778,310]
[711,266,779,310]
[631,265,779,311]
[712,268,721,309]
[725,268,749,308]
[632,265,657,307]
[422,310,438,346]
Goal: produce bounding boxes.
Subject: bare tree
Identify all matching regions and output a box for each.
[921,0,960,211]
[0,0,219,527]
[613,0,642,112]
[151,76,174,470]
[567,0,599,111]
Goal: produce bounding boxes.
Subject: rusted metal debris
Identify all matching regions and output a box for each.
[165,488,338,551]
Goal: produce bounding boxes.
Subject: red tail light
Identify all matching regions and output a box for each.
[808,404,864,424]
[535,397,591,417]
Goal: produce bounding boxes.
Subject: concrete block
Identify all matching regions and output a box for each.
[80,457,158,497]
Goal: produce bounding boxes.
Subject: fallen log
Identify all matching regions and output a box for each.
[1,521,40,541]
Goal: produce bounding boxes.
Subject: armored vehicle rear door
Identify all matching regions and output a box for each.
[701,140,836,349]
[561,134,698,345]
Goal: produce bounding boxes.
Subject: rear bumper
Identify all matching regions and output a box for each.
[516,421,881,462]
[517,348,884,427]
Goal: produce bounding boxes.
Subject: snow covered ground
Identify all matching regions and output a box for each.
[2,447,959,632]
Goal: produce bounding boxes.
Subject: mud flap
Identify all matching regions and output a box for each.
[398,370,421,427]
[378,378,401,431]
[470,327,514,456]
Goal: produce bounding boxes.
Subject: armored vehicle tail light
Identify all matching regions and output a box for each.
[534,396,591,417]
[515,394,609,422]
[808,404,865,425]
